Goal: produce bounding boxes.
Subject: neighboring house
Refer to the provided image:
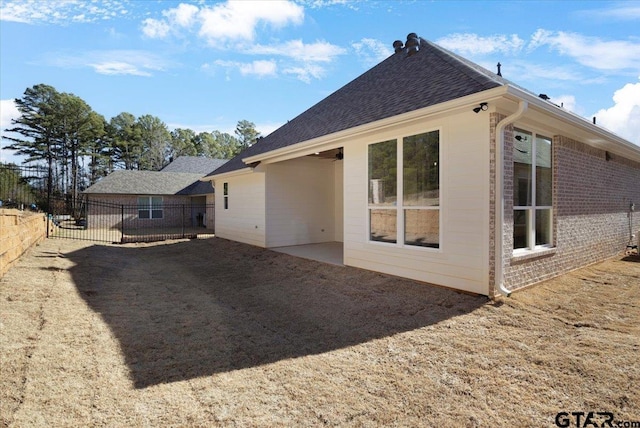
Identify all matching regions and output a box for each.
[202,34,640,297]
[84,156,226,230]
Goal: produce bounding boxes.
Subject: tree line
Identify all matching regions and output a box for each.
[2,83,260,200]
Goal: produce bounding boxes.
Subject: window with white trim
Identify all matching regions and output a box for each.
[513,128,552,251]
[138,196,163,219]
[368,130,440,248]
[223,182,229,209]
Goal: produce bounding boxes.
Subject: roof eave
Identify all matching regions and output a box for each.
[241,86,509,166]
[504,85,640,162]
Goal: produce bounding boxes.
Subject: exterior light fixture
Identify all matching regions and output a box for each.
[473,102,488,113]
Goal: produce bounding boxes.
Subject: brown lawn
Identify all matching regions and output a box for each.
[1,237,638,427]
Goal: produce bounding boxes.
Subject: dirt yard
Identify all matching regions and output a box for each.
[1,237,638,427]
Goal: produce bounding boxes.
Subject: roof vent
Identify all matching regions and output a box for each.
[539,94,550,101]
[405,33,420,56]
[393,40,404,54]
[497,62,502,77]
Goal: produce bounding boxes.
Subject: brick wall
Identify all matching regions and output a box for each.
[500,133,640,292]
[0,209,52,278]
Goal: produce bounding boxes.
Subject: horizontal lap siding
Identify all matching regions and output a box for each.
[343,112,490,295]
[214,172,266,247]
[265,157,336,248]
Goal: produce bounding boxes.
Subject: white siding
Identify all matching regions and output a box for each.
[265,157,336,247]
[343,110,490,294]
[334,160,344,242]
[214,171,266,247]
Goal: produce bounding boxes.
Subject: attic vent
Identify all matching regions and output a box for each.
[539,94,550,101]
[393,33,423,56]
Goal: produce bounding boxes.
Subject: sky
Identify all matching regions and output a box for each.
[1,0,639,164]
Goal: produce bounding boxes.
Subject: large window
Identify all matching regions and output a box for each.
[513,128,552,251]
[368,130,440,248]
[138,196,163,219]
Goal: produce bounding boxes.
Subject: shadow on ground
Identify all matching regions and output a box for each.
[65,238,485,388]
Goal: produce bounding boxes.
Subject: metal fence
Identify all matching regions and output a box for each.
[1,163,215,243]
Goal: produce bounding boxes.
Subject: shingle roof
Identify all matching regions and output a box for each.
[83,170,212,195]
[160,156,227,175]
[209,37,505,176]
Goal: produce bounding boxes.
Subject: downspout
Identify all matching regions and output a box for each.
[495,100,528,297]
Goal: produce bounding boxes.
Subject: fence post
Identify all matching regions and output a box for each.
[121,204,124,243]
[182,204,185,239]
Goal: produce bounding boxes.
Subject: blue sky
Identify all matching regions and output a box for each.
[1,0,639,163]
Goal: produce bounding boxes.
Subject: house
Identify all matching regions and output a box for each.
[84,156,226,231]
[202,34,640,297]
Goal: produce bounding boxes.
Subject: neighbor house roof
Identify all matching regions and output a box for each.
[84,156,228,196]
[160,156,227,175]
[208,37,505,176]
[83,170,209,195]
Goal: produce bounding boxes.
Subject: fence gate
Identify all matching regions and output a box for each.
[1,163,215,244]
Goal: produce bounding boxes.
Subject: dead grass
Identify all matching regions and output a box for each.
[1,237,638,427]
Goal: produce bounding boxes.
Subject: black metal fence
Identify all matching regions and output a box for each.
[1,163,215,243]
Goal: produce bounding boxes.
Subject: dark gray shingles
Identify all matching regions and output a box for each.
[209,38,504,176]
[83,171,206,195]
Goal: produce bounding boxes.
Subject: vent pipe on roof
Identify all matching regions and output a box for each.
[497,62,502,77]
[393,40,404,54]
[593,116,597,125]
[405,33,420,56]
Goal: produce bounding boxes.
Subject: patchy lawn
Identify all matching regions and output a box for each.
[1,237,638,427]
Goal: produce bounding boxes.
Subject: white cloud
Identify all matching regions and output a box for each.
[0,0,129,24]
[164,3,199,28]
[142,1,304,45]
[89,61,152,77]
[46,50,169,77]
[1,99,20,131]
[436,33,525,56]
[250,40,345,62]
[198,1,304,45]
[213,59,278,78]
[283,63,325,84]
[593,77,640,145]
[528,29,640,72]
[141,18,171,39]
[575,4,640,21]
[352,38,392,66]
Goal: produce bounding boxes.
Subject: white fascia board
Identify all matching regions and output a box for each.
[241,86,508,166]
[202,167,255,182]
[504,86,640,162]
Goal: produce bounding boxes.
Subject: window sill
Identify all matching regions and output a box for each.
[511,247,556,263]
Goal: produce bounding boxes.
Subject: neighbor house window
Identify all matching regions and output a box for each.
[223,182,229,209]
[138,196,163,219]
[368,130,440,248]
[513,128,552,251]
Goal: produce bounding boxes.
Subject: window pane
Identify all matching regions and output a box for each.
[369,209,396,243]
[368,140,397,206]
[137,197,148,208]
[151,209,163,219]
[403,130,439,207]
[223,182,228,196]
[513,129,532,207]
[535,209,552,246]
[536,135,552,206]
[138,210,150,219]
[224,196,228,210]
[514,209,528,249]
[405,209,439,248]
